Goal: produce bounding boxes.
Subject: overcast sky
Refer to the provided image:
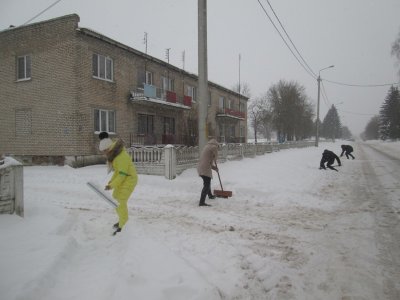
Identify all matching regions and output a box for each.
[1,0,399,135]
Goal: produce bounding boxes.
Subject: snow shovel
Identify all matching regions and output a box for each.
[213,161,232,198]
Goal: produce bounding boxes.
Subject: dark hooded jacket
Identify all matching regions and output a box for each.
[320,149,341,169]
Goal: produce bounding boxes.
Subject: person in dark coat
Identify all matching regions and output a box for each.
[340,145,355,159]
[197,139,218,206]
[320,149,341,171]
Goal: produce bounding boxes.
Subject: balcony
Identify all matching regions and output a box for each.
[216,108,246,120]
[130,84,191,109]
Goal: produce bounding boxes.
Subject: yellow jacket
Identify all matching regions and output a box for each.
[107,140,138,201]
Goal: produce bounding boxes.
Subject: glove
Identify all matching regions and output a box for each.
[105,185,112,190]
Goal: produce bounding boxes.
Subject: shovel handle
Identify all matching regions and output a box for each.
[215,160,224,192]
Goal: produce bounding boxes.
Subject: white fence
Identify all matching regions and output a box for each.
[127,141,315,180]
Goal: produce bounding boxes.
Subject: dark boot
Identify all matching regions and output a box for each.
[112,227,122,236]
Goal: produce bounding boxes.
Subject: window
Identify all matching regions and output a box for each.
[94,109,115,133]
[138,114,154,135]
[208,91,212,106]
[227,99,232,109]
[230,125,235,137]
[163,117,175,134]
[240,101,246,113]
[145,71,153,85]
[240,126,245,137]
[219,96,225,109]
[17,55,31,80]
[219,123,225,141]
[186,85,197,102]
[161,76,174,91]
[92,53,113,81]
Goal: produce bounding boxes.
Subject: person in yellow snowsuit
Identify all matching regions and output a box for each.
[99,137,138,235]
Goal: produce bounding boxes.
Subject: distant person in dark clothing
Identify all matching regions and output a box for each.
[340,145,355,159]
[320,149,341,171]
[99,131,109,140]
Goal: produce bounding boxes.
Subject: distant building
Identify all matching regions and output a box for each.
[0,14,248,166]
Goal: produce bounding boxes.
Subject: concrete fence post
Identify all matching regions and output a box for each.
[164,145,176,180]
[0,157,23,217]
[14,165,24,217]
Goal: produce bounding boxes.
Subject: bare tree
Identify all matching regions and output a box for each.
[232,82,251,98]
[267,80,314,141]
[248,96,268,143]
[392,29,400,78]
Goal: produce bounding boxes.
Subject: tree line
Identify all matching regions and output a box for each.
[362,31,400,141]
[362,86,400,140]
[242,80,350,143]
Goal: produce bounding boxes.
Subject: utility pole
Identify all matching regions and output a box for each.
[315,75,321,147]
[198,0,208,151]
[315,65,334,147]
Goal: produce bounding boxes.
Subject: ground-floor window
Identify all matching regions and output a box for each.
[94,109,115,133]
[163,117,175,134]
[138,114,154,135]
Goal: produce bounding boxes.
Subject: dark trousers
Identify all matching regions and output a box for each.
[326,158,338,171]
[345,151,355,159]
[199,176,213,205]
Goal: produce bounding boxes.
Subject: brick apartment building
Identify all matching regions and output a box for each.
[0,14,248,166]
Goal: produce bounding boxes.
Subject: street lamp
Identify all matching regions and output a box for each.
[315,65,334,147]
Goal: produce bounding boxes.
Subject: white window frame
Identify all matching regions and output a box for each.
[186,85,197,102]
[161,76,174,91]
[17,55,31,81]
[227,99,232,109]
[93,53,113,81]
[94,109,115,133]
[219,96,225,109]
[145,71,153,85]
[239,101,246,113]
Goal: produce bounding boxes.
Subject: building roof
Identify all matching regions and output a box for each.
[77,26,248,101]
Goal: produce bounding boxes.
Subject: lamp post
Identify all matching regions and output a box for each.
[315,65,334,147]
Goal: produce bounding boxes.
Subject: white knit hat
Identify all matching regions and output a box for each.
[99,138,113,151]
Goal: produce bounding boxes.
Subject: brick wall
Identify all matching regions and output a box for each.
[0,14,248,165]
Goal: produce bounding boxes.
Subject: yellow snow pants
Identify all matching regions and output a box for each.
[113,184,135,228]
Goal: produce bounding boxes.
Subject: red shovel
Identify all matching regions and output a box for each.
[213,161,232,198]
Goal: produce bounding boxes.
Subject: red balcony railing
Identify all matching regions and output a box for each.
[166,91,177,103]
[218,108,245,119]
[183,95,192,107]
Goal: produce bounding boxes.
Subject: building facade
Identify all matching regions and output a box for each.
[0,14,248,166]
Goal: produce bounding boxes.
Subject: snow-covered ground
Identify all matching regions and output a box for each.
[1,140,399,300]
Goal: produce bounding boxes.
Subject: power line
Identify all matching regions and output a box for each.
[337,108,376,116]
[323,78,399,88]
[257,0,316,80]
[263,0,316,78]
[23,0,63,25]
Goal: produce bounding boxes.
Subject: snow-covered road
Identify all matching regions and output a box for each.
[0,141,399,300]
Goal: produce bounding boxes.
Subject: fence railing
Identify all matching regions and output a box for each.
[127,140,315,179]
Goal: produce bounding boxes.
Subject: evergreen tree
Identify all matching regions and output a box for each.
[321,105,342,140]
[341,126,352,140]
[363,116,380,140]
[379,86,400,139]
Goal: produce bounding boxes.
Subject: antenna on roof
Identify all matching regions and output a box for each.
[182,50,185,70]
[143,32,148,54]
[23,0,63,25]
[165,48,171,64]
